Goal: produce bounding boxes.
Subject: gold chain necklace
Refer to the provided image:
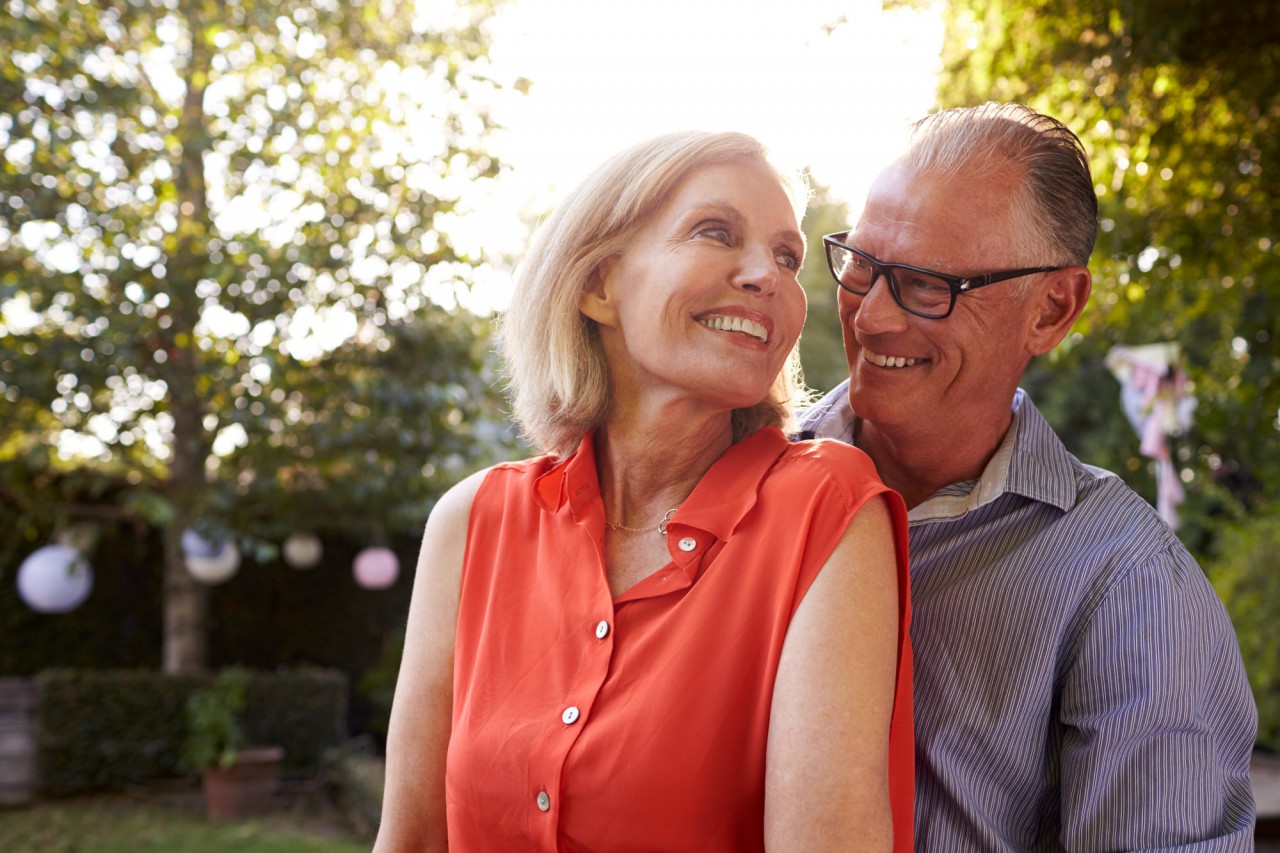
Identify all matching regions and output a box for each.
[605,506,679,536]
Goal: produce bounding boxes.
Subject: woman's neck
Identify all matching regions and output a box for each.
[594,406,735,530]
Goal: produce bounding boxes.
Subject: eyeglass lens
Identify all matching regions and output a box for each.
[829,244,954,318]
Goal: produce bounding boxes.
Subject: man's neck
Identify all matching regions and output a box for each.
[856,412,1013,510]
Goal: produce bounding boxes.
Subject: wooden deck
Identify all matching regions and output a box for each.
[1255,753,1280,850]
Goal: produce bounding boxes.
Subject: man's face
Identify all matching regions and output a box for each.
[839,162,1046,439]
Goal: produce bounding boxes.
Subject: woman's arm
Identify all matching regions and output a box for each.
[372,469,487,853]
[765,494,901,852]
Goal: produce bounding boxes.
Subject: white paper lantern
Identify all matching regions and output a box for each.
[282,533,323,570]
[185,540,241,585]
[181,528,221,559]
[17,545,94,614]
[353,546,398,589]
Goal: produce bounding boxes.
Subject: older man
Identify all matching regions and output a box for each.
[801,103,1257,849]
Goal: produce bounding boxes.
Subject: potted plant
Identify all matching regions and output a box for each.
[183,666,284,821]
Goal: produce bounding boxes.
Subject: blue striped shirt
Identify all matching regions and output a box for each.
[800,383,1257,851]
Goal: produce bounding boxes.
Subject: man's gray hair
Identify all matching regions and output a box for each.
[902,102,1098,268]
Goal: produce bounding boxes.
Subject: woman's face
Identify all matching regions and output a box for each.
[581,156,807,418]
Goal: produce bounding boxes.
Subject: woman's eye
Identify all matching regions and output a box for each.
[776,251,800,271]
[698,225,733,244]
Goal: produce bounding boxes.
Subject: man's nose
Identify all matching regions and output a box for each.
[853,272,911,333]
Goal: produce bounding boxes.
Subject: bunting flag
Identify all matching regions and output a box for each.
[1104,343,1197,529]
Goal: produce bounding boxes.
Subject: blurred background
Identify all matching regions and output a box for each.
[1,0,1276,846]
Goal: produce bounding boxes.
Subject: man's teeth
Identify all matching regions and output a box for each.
[865,350,922,368]
[699,315,768,343]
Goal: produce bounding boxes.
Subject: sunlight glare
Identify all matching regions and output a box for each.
[453,0,945,310]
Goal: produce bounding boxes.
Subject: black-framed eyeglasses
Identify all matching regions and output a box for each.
[822,231,1066,319]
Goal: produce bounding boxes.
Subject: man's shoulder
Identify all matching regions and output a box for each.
[1066,462,1181,543]
[795,380,854,442]
[1012,393,1190,562]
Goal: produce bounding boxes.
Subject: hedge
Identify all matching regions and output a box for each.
[35,667,348,796]
[1210,506,1280,753]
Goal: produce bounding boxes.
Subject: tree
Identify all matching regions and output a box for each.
[926,0,1279,557]
[797,180,852,397]
[0,0,516,673]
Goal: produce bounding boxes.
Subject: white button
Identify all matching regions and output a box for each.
[536,790,551,811]
[595,620,610,639]
[561,706,580,725]
[678,536,697,552]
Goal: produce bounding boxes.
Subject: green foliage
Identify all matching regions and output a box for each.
[328,739,385,842]
[0,0,519,662]
[36,667,347,795]
[932,0,1280,561]
[356,622,404,739]
[37,669,201,793]
[797,181,853,395]
[241,666,349,773]
[183,665,250,771]
[1209,507,1280,752]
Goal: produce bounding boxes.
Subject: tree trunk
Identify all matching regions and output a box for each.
[161,1,215,674]
[163,522,207,674]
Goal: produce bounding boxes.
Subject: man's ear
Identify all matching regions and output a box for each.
[1027,266,1091,356]
[579,256,619,328]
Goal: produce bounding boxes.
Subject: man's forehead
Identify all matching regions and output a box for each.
[854,163,1023,268]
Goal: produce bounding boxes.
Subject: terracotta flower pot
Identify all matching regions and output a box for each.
[201,745,284,821]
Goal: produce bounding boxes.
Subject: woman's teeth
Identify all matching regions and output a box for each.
[699,315,768,343]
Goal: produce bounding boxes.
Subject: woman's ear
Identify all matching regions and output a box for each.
[579,256,620,327]
[1027,265,1092,356]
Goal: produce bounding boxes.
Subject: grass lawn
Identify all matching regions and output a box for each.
[0,785,370,853]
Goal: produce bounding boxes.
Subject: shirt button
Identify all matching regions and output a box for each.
[561,706,580,725]
[536,790,551,811]
[595,620,610,639]
[677,536,697,552]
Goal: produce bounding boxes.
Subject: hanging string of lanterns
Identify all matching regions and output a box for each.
[15,522,399,613]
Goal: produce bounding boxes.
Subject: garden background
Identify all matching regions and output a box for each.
[1,0,1277,838]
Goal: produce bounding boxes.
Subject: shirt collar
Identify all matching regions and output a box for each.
[533,430,602,519]
[908,403,1020,522]
[797,383,1078,521]
[532,427,792,539]
[674,427,791,539]
[798,380,858,443]
[1003,389,1078,513]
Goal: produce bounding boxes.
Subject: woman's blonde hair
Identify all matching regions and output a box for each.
[500,130,810,457]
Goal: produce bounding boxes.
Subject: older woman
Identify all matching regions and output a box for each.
[375,131,913,852]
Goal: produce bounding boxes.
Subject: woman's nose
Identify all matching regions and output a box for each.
[733,244,779,296]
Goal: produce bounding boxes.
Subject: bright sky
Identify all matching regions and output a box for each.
[451,0,946,310]
[18,0,947,465]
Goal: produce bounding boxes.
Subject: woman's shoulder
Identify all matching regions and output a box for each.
[434,450,569,527]
[444,451,560,498]
[758,434,905,521]
[428,467,491,532]
[776,435,882,486]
